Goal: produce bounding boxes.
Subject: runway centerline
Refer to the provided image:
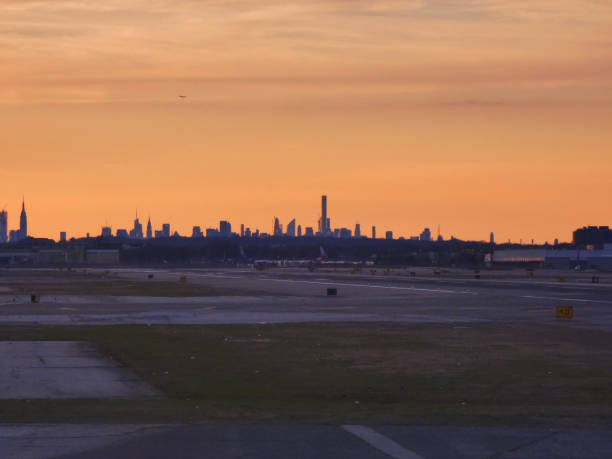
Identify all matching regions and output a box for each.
[215,275,476,295]
[520,295,612,304]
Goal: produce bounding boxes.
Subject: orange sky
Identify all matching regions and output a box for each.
[2,1,611,242]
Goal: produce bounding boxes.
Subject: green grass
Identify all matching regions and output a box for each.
[1,323,612,425]
[0,269,255,296]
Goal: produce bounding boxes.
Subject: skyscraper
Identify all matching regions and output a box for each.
[420,228,432,242]
[130,215,143,239]
[19,198,27,240]
[146,218,153,239]
[0,210,7,243]
[354,223,361,238]
[490,232,495,244]
[297,225,302,237]
[273,217,281,236]
[219,220,232,236]
[372,226,376,239]
[321,195,327,235]
[339,228,352,238]
[286,219,296,237]
[192,226,203,238]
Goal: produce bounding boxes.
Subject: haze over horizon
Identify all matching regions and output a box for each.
[2,1,611,242]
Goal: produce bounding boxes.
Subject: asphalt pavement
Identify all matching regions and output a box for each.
[3,423,612,459]
[2,267,612,458]
[2,267,612,330]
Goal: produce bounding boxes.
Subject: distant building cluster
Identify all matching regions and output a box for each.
[4,195,612,272]
[4,194,598,249]
[0,199,28,243]
[573,226,612,249]
[92,195,439,243]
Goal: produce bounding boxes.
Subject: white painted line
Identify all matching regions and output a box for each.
[187,274,243,279]
[244,277,474,295]
[342,425,424,459]
[177,272,472,294]
[374,276,612,289]
[521,295,612,304]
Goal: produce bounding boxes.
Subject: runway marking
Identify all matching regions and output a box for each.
[185,272,472,294]
[190,274,243,280]
[364,275,612,289]
[521,295,612,304]
[260,278,474,294]
[342,425,424,459]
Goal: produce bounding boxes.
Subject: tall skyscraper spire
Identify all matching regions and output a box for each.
[19,196,27,240]
[321,195,327,235]
[130,211,143,239]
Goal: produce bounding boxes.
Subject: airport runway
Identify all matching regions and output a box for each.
[1,267,611,330]
[3,423,612,459]
[2,268,612,458]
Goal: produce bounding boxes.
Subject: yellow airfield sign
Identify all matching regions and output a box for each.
[556,306,573,319]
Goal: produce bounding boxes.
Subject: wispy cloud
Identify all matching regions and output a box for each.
[1,0,611,105]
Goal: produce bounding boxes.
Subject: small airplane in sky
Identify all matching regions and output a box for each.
[178,95,187,98]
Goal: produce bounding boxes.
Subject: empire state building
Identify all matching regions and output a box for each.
[19,199,27,240]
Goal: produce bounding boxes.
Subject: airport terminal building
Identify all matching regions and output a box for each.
[492,246,612,270]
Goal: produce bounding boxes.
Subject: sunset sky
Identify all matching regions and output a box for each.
[2,0,611,242]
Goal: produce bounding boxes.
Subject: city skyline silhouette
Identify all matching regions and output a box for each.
[0,194,587,245]
[2,2,611,243]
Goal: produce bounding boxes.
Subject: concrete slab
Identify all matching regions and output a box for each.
[378,425,612,459]
[54,424,391,459]
[0,341,160,399]
[0,424,168,459]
